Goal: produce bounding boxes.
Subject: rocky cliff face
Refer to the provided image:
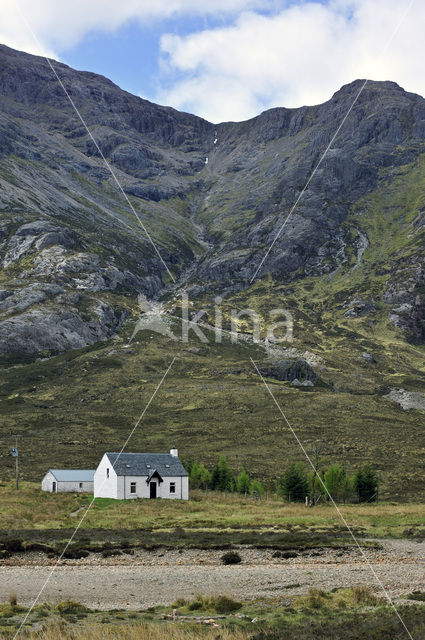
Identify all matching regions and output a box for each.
[1,43,425,353]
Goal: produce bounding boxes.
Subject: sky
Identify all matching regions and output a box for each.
[0,0,422,123]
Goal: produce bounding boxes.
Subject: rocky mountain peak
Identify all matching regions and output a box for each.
[0,44,425,353]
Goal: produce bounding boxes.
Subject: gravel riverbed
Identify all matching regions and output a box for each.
[0,540,423,610]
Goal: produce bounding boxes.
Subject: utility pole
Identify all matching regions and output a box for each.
[11,435,20,489]
[304,439,327,506]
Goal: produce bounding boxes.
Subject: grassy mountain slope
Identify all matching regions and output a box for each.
[0,308,423,498]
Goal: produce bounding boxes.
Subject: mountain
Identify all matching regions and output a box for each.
[0,44,424,497]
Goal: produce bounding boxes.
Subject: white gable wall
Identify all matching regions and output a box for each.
[94,453,120,498]
[41,471,56,492]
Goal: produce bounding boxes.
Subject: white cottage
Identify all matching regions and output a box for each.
[94,449,189,500]
[41,469,95,493]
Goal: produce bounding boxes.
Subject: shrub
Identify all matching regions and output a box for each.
[407,591,425,602]
[221,551,242,565]
[62,548,89,559]
[249,479,265,497]
[172,597,188,608]
[236,470,251,494]
[185,594,242,614]
[304,588,328,609]
[173,526,186,537]
[4,539,23,553]
[186,594,210,611]
[352,585,378,606]
[324,464,352,502]
[55,601,89,616]
[212,595,242,614]
[8,592,17,607]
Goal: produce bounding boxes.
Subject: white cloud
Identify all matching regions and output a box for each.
[1,0,423,123]
[0,0,269,56]
[155,0,425,122]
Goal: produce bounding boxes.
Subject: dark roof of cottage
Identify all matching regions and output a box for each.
[105,453,188,477]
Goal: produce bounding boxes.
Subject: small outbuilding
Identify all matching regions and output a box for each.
[94,449,189,500]
[41,469,95,493]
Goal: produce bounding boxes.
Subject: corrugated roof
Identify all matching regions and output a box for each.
[49,469,95,482]
[105,452,188,477]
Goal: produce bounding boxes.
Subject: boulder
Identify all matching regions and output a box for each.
[260,358,318,383]
[361,352,377,364]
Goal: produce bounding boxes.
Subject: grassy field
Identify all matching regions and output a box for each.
[0,322,424,501]
[1,589,424,639]
[0,484,424,552]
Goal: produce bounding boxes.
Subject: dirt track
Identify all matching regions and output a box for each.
[0,540,423,610]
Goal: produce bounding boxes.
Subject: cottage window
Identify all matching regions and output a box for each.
[79,482,83,489]
[106,468,109,479]
[170,482,176,494]
[130,482,136,494]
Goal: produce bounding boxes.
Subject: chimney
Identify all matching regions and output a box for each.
[170,448,178,457]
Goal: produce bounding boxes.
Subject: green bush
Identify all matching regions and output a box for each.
[221,551,242,565]
[304,588,329,609]
[212,595,242,613]
[236,470,251,493]
[352,585,378,606]
[407,591,425,602]
[62,548,89,559]
[172,597,188,607]
[3,539,23,553]
[250,479,265,496]
[184,594,242,614]
[324,464,351,502]
[55,601,89,616]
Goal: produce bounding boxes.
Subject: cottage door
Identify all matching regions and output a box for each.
[149,482,157,499]
[52,482,56,493]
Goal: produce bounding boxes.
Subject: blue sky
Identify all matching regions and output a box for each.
[0,1,422,122]
[60,15,232,102]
